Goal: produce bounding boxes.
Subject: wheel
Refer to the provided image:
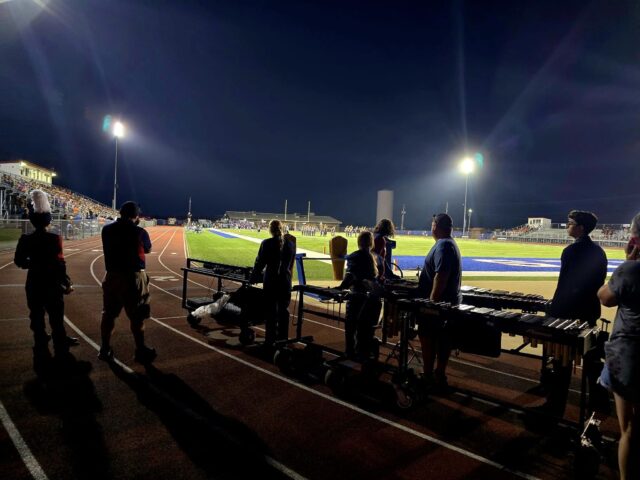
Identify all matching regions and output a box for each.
[239,328,255,345]
[273,349,292,372]
[324,367,346,394]
[395,389,414,410]
[187,313,201,326]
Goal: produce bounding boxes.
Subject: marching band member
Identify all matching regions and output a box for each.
[373,218,398,279]
[250,220,296,347]
[339,231,382,360]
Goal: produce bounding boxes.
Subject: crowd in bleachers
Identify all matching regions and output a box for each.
[1,172,117,219]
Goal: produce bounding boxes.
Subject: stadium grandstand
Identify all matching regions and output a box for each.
[0,160,155,243]
[220,210,341,230]
[499,216,630,248]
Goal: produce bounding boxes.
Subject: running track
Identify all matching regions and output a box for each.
[0,227,618,479]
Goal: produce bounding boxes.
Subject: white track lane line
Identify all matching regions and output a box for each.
[62,315,307,480]
[88,235,542,480]
[0,401,49,480]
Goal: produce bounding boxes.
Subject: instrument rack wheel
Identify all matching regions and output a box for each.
[186,313,201,327]
[238,328,256,346]
[273,348,293,373]
[394,387,414,410]
[324,367,347,395]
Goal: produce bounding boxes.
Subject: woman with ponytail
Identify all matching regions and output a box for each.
[250,220,296,347]
[339,231,383,360]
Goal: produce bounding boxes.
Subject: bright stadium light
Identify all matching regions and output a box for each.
[459,157,475,237]
[111,120,126,210]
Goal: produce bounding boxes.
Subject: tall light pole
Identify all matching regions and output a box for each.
[400,204,406,230]
[468,208,473,234]
[111,121,125,211]
[459,157,475,237]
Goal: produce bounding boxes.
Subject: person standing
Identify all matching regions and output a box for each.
[99,201,155,363]
[250,220,296,347]
[598,212,640,480]
[339,231,382,360]
[373,218,398,279]
[417,213,462,390]
[14,190,76,358]
[542,210,608,416]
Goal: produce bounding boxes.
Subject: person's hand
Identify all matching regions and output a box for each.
[63,284,74,295]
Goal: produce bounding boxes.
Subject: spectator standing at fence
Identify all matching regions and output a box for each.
[99,201,156,363]
[373,218,398,279]
[250,220,296,347]
[597,213,640,479]
[417,213,462,391]
[541,210,608,417]
[339,231,383,360]
[14,190,76,359]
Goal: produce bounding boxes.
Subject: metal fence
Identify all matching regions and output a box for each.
[0,218,104,250]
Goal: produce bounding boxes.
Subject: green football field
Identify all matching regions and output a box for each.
[184,228,625,282]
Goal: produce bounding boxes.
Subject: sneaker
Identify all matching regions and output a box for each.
[134,346,157,364]
[65,336,80,347]
[98,347,114,361]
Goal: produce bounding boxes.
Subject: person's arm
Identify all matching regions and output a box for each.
[598,284,618,307]
[13,235,29,269]
[430,270,451,302]
[141,229,152,254]
[250,242,266,283]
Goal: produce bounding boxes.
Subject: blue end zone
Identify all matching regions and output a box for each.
[208,229,238,239]
[394,255,623,273]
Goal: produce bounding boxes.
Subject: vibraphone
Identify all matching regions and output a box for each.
[390,296,601,425]
[181,258,263,345]
[460,285,549,313]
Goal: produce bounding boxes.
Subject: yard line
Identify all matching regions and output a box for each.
[0,401,49,480]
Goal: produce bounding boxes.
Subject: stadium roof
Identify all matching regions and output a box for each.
[224,211,341,225]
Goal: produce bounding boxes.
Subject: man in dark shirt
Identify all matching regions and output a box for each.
[543,210,608,416]
[417,213,462,390]
[99,201,155,363]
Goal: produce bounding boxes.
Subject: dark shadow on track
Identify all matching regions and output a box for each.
[24,351,112,479]
[107,362,290,480]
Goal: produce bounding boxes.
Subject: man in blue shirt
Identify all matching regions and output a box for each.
[417,213,462,390]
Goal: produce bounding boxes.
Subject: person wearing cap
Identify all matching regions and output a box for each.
[417,213,462,391]
[14,190,76,359]
[539,210,608,417]
[99,201,155,363]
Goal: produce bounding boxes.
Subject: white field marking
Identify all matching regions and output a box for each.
[62,316,307,480]
[89,245,541,480]
[151,318,540,480]
[0,284,26,288]
[152,315,190,321]
[0,401,49,480]
[211,229,335,265]
[183,228,189,259]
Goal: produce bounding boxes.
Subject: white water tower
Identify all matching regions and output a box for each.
[376,190,394,224]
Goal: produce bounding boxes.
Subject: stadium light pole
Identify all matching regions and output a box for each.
[111,121,125,211]
[459,157,475,237]
[468,208,473,233]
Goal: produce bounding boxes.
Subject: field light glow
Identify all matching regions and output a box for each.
[459,157,475,175]
[113,121,125,138]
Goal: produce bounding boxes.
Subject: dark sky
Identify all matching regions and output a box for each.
[1,0,639,229]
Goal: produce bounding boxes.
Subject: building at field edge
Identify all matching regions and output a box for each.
[223,211,341,229]
[0,160,57,184]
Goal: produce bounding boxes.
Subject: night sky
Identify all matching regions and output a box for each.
[1,0,639,229]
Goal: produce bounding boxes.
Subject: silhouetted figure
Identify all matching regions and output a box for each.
[14,190,76,360]
[99,201,155,363]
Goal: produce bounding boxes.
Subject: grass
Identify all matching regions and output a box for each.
[185,229,625,282]
[0,228,21,242]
